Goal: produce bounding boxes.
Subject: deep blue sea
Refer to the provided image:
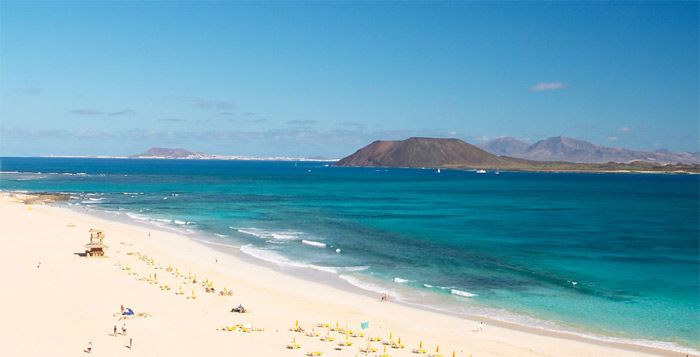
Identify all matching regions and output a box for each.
[1,157,698,352]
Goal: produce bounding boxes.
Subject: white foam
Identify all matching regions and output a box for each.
[199,239,238,249]
[343,266,370,272]
[238,245,349,275]
[450,289,477,298]
[338,275,388,295]
[301,239,326,248]
[338,275,403,301]
[394,277,412,284]
[125,212,150,221]
[234,227,301,240]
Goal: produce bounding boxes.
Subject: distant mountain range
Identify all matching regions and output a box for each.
[131,147,207,159]
[336,137,700,173]
[482,136,700,164]
[129,147,334,161]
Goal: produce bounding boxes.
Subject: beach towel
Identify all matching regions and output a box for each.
[123,308,135,316]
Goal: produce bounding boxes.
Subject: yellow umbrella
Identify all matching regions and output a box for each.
[437,345,440,353]
[452,351,456,357]
[420,341,423,348]
[389,332,393,340]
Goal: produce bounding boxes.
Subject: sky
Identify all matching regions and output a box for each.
[1,1,698,157]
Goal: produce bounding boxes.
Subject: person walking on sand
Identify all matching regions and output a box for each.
[113,325,117,336]
[86,341,92,353]
[122,323,127,336]
[120,304,124,314]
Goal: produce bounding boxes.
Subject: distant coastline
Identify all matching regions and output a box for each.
[32,154,337,162]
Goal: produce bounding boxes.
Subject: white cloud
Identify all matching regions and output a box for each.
[530,82,567,92]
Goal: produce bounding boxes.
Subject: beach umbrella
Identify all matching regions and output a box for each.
[296,320,299,328]
[437,345,440,353]
[389,332,392,340]
[420,341,423,348]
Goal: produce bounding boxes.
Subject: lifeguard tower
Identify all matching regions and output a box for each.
[85,228,107,257]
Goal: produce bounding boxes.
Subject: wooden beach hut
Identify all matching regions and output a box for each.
[85,228,107,257]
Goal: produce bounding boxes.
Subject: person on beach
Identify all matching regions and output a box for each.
[122,323,127,336]
[120,304,124,314]
[86,341,92,353]
[114,325,117,336]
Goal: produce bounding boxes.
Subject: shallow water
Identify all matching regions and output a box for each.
[1,157,698,351]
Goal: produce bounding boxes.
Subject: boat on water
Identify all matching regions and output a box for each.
[437,168,441,173]
[476,169,486,174]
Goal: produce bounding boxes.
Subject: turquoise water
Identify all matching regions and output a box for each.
[1,157,698,351]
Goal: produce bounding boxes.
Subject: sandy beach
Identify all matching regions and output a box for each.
[0,193,687,357]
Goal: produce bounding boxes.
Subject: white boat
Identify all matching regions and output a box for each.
[437,168,441,173]
[476,169,486,174]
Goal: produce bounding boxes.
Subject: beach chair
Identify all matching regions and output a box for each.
[305,352,323,356]
[337,334,354,346]
[379,345,392,357]
[383,332,394,345]
[286,338,302,349]
[290,320,304,333]
[360,343,378,354]
[305,328,320,337]
[412,341,428,354]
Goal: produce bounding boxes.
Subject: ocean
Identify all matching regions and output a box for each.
[1,157,698,352]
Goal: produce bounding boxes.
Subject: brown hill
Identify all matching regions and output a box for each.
[335,137,514,168]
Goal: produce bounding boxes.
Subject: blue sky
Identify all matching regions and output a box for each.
[1,1,698,157]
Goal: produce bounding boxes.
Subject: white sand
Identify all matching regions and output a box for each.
[0,194,684,356]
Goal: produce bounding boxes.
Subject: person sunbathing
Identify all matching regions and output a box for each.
[231,304,247,313]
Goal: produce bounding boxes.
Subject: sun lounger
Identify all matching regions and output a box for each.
[286,338,302,349]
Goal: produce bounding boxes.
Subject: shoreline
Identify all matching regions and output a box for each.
[0,191,695,356]
[88,202,700,356]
